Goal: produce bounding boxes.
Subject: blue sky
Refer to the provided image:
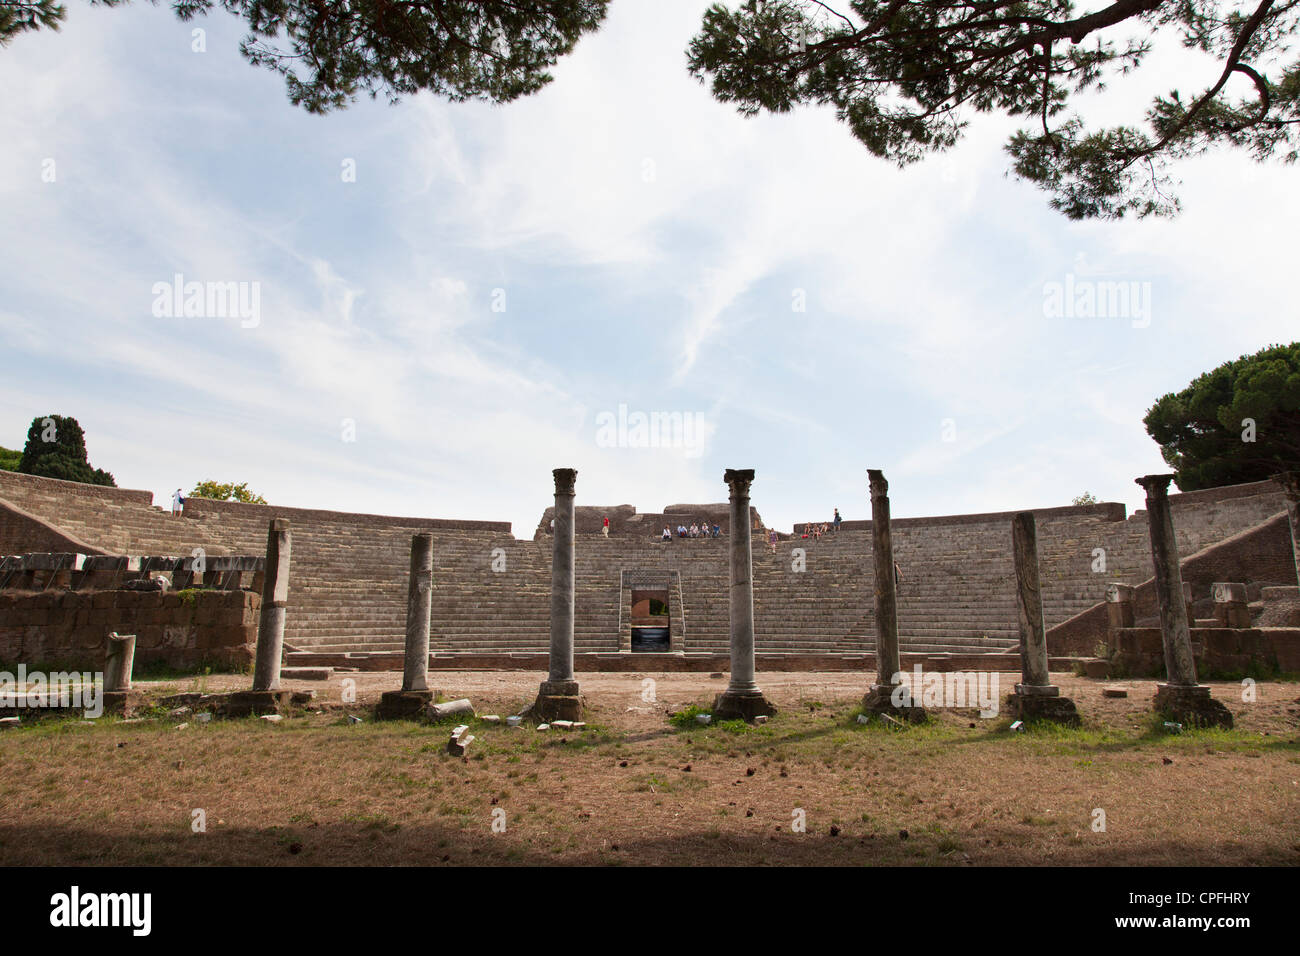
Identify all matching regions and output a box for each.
[1,1,1296,536]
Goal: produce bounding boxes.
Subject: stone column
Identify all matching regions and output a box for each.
[1136,474,1232,728]
[252,518,291,692]
[713,469,775,721]
[1008,512,1078,724]
[378,533,436,719]
[101,631,141,715]
[862,469,920,718]
[1275,471,1300,587]
[533,468,581,721]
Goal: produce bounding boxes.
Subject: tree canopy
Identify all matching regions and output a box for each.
[688,1,1300,219]
[1144,342,1300,490]
[0,445,20,472]
[2,0,609,112]
[17,414,116,486]
[189,480,267,504]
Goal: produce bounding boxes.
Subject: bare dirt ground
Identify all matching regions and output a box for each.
[1,670,1297,866]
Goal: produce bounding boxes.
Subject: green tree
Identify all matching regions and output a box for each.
[190,480,267,504]
[1072,492,1099,505]
[0,445,20,471]
[18,414,116,486]
[688,1,1300,219]
[1144,342,1300,490]
[3,1,608,112]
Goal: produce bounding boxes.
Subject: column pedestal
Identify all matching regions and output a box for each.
[1153,682,1233,729]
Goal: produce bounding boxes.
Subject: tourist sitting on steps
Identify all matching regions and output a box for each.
[662,526,672,541]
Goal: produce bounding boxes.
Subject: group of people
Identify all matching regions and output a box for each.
[662,521,721,540]
[799,508,843,540]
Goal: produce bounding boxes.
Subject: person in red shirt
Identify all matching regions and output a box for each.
[602,515,610,537]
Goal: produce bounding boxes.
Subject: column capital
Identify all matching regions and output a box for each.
[1135,473,1174,497]
[724,468,755,497]
[552,467,577,496]
[1272,471,1300,500]
[867,468,889,499]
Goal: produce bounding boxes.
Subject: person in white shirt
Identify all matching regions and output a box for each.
[171,488,184,516]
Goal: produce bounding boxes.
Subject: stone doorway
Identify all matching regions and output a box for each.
[619,570,685,653]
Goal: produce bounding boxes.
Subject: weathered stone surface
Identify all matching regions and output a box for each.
[376,689,435,720]
[1007,691,1080,726]
[868,469,903,697]
[401,533,434,693]
[712,689,776,722]
[532,694,581,722]
[280,667,332,681]
[427,698,475,720]
[1102,687,1130,698]
[1153,682,1233,729]
[251,519,291,693]
[213,689,294,717]
[860,684,926,723]
[1136,475,1199,686]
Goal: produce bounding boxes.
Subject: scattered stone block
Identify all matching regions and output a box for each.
[536,723,550,731]
[505,716,523,728]
[1103,687,1129,699]
[551,720,575,729]
[427,698,475,720]
[481,715,501,723]
[447,732,475,757]
[753,715,768,725]
[695,714,712,725]
[346,715,363,724]
[175,723,189,730]
[282,667,332,681]
[856,714,870,725]
[0,716,19,728]
[259,714,283,723]
[1083,659,1110,679]
[168,706,192,718]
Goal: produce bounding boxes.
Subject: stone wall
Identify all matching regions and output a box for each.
[0,587,259,671]
[1047,511,1295,656]
[0,499,105,556]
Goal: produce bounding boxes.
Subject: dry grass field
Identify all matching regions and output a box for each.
[1,671,1297,866]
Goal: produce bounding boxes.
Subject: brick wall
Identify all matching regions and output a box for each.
[0,588,259,671]
[0,499,105,556]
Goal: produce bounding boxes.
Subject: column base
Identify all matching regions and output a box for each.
[214,690,295,718]
[1153,682,1233,729]
[532,680,582,722]
[1007,687,1080,726]
[101,690,145,717]
[861,684,926,723]
[376,689,436,720]
[712,690,776,723]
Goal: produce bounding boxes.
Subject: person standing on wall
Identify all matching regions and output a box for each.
[602,515,610,537]
[833,508,841,532]
[172,488,185,517]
